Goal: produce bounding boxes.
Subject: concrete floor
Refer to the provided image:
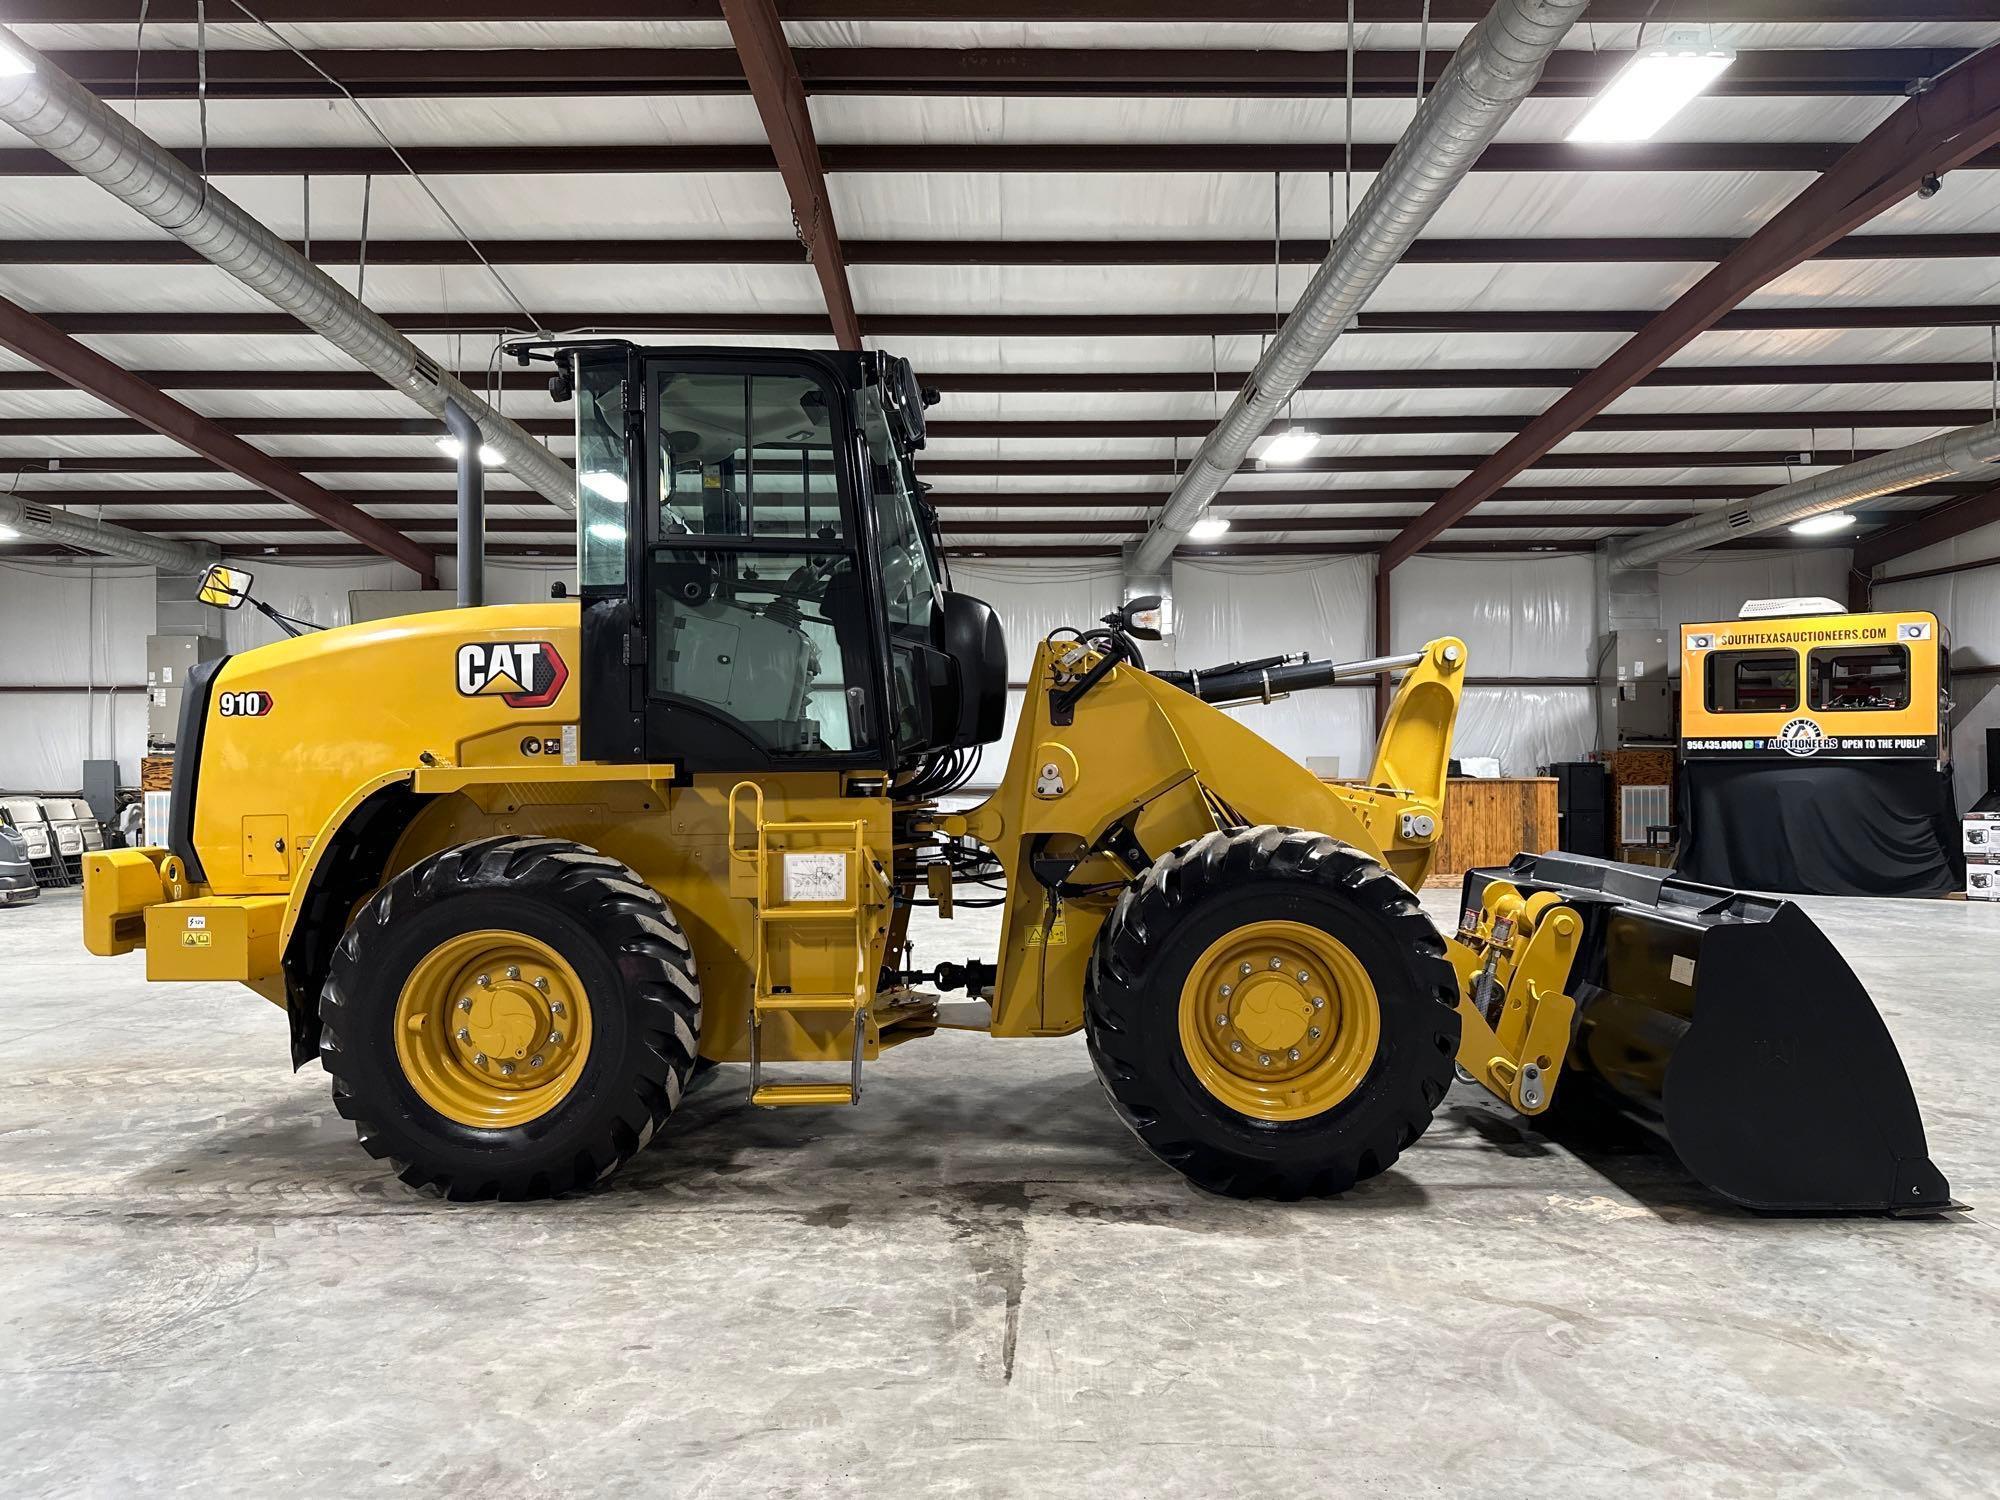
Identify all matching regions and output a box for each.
[3,883,1996,1497]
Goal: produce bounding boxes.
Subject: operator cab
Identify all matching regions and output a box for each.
[509,340,1006,779]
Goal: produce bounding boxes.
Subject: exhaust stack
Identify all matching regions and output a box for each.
[447,400,485,609]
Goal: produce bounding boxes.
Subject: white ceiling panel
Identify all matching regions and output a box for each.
[828,168,1818,242]
[0,93,765,152]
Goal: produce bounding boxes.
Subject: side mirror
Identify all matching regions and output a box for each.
[1115,594,1166,642]
[196,563,254,611]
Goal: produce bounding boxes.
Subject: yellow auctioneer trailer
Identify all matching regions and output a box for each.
[1680,606,1948,762]
[1677,604,1958,897]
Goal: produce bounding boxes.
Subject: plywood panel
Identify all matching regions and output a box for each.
[1426,777,1558,889]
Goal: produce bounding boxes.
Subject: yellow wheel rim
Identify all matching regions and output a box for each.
[1177,919,1380,1122]
[393,930,593,1128]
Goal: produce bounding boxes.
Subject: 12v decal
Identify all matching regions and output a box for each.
[456,640,569,709]
[216,690,274,718]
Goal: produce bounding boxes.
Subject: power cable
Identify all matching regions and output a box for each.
[222,0,547,334]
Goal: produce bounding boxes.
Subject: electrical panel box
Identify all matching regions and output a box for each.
[1599,629,1673,746]
[146,633,223,749]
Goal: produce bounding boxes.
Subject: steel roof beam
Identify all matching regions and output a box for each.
[720,0,862,350]
[29,304,2000,338]
[14,4,1988,24]
[2,361,1992,397]
[0,292,434,580]
[9,232,1999,269]
[1383,44,2000,572]
[26,45,1972,101]
[5,409,1986,442]
[0,448,1915,477]
[9,142,1997,177]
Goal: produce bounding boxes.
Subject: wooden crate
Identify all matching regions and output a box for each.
[1425,777,1558,888]
[140,755,174,792]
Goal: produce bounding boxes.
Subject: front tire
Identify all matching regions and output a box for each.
[1084,825,1459,1199]
[319,836,701,1200]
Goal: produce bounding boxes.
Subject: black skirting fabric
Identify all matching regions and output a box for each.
[1679,757,1964,898]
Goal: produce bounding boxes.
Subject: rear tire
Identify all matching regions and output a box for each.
[1084,825,1459,1199]
[320,836,701,1200]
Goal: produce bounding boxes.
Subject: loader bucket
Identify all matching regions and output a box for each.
[1462,852,1952,1214]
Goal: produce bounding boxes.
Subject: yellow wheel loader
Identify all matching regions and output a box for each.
[80,342,1951,1211]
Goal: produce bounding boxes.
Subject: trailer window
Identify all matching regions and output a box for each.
[1809,644,1910,712]
[1706,650,1797,714]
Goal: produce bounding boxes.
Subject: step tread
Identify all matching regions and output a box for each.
[753,993,867,1013]
[751,1082,857,1108]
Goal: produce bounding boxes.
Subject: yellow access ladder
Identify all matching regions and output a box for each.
[727,781,882,1108]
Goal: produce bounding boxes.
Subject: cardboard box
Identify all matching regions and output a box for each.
[1965,813,2000,857]
[1968,858,2000,902]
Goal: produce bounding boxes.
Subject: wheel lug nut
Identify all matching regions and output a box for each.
[1239,962,1251,976]
[457,997,473,1012]
[455,1027,470,1042]
[1296,970,1310,983]
[505,965,521,981]
[1269,957,1283,970]
[1308,1026,1322,1041]
[548,1030,563,1045]
[473,1053,488,1066]
[500,1062,516,1077]
[1220,984,1232,998]
[1287,1048,1300,1062]
[1229,1040,1244,1053]
[534,977,549,993]
[1312,996,1325,1010]
[551,1001,566,1016]
[476,973,491,988]
[1215,1013,1229,1027]
[1258,1053,1272,1067]
[529,1054,545,1069]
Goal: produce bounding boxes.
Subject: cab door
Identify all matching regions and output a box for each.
[632,353,897,774]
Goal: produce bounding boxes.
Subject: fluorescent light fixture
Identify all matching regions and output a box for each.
[586,521,627,544]
[0,35,35,78]
[1789,511,1857,537]
[1189,515,1232,540]
[435,436,504,467]
[1568,31,1735,144]
[1258,427,1320,466]
[582,470,629,505]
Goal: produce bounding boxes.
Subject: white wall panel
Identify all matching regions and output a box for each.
[1656,550,1851,640]
[949,559,1126,675]
[1172,556,1371,666]
[0,690,148,792]
[1390,554,1594,676]
[1874,518,2000,808]
[0,560,155,687]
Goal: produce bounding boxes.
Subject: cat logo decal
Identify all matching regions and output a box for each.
[455,641,569,709]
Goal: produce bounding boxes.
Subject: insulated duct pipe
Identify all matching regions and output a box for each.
[1609,418,2000,570]
[0,493,213,571]
[0,29,577,514]
[1130,0,1588,576]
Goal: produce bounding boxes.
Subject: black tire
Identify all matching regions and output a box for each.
[1084,825,1459,1199]
[320,836,701,1200]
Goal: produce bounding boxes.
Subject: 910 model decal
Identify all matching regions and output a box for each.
[217,690,274,718]
[455,640,569,709]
